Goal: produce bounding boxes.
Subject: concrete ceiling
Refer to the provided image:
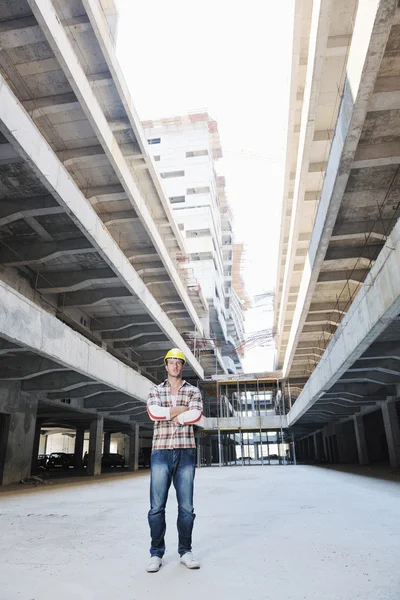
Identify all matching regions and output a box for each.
[0,0,224,396]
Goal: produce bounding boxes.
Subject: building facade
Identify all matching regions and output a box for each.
[143,113,246,374]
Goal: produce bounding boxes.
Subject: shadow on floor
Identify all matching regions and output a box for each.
[305,462,400,484]
[0,467,150,497]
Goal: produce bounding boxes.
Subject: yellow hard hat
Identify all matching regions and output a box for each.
[164,348,186,364]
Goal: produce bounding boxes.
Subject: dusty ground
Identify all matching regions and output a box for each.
[1,465,399,600]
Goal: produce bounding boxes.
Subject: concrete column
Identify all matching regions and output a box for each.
[308,436,313,461]
[31,419,42,474]
[87,415,103,476]
[353,415,369,466]
[128,423,139,471]
[313,433,319,461]
[103,431,111,454]
[322,435,328,461]
[0,383,38,485]
[326,436,333,463]
[335,425,348,464]
[381,400,400,469]
[74,427,85,469]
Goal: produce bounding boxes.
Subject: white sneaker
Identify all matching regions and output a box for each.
[180,552,200,569]
[146,556,162,573]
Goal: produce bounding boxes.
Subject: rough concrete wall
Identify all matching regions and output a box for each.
[0,383,38,485]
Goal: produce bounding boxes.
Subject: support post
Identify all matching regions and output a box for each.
[381,399,400,469]
[353,415,369,466]
[0,383,38,485]
[103,431,111,454]
[218,427,222,467]
[87,415,103,476]
[313,433,319,461]
[292,432,297,465]
[128,422,139,471]
[31,419,42,474]
[74,427,85,469]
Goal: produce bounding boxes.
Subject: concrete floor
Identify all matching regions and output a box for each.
[1,466,400,600]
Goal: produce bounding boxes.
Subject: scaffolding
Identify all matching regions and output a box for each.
[197,375,293,468]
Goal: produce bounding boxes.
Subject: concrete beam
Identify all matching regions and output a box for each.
[22,371,96,392]
[276,0,333,353]
[58,287,131,307]
[0,70,203,377]
[48,384,115,399]
[313,130,334,142]
[28,0,204,337]
[92,316,154,332]
[85,184,125,201]
[325,245,383,261]
[114,334,167,349]
[0,356,67,380]
[0,340,25,356]
[332,219,389,239]
[125,247,159,260]
[87,70,113,87]
[36,268,118,294]
[358,342,400,360]
[0,142,19,164]
[57,145,106,165]
[352,141,400,168]
[348,358,400,375]
[203,415,287,431]
[309,301,348,314]
[318,270,367,283]
[0,279,152,402]
[102,324,160,341]
[368,90,400,111]
[84,395,139,409]
[0,238,95,266]
[339,371,399,385]
[0,196,63,227]
[305,312,343,324]
[0,16,45,49]
[101,210,139,226]
[282,0,397,378]
[23,92,80,118]
[326,34,352,57]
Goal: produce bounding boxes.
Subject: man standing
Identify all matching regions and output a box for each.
[146,348,203,573]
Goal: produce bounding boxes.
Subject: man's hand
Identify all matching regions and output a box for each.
[170,406,188,419]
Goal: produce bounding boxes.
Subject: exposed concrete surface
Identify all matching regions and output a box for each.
[1,466,400,599]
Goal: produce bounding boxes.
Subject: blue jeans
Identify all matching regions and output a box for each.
[148,448,196,557]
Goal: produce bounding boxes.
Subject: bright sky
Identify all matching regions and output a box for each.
[115,0,294,372]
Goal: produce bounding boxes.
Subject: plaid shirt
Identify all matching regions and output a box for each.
[147,380,203,449]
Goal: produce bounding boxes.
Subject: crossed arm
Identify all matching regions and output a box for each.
[147,388,203,425]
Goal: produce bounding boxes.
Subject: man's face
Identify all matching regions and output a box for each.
[165,358,184,378]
